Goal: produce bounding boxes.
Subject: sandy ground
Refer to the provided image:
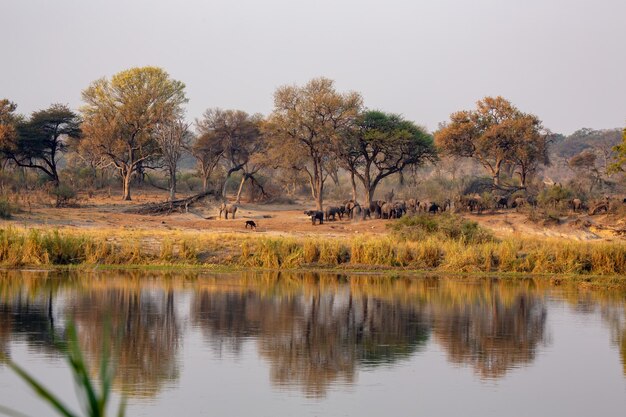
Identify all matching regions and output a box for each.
[3,189,625,241]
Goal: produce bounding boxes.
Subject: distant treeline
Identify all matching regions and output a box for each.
[0,66,624,208]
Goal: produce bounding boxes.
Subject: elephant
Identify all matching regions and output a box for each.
[381,202,395,219]
[570,198,583,212]
[369,201,383,219]
[418,201,431,213]
[304,210,324,225]
[428,202,441,214]
[441,198,451,212]
[457,195,484,214]
[512,197,526,210]
[393,201,407,218]
[495,196,508,209]
[325,206,344,221]
[219,203,238,219]
[345,200,360,219]
[351,204,363,220]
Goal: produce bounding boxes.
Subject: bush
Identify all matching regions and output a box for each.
[538,184,573,210]
[51,184,77,207]
[0,198,13,219]
[389,213,494,244]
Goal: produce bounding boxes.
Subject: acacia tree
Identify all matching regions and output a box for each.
[0,104,81,186]
[507,117,550,188]
[81,67,187,200]
[190,132,224,193]
[154,118,191,201]
[568,150,604,193]
[615,127,626,173]
[196,109,262,199]
[337,111,436,205]
[264,77,362,210]
[435,96,546,188]
[0,100,20,149]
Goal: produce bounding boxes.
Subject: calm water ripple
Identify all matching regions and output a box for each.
[0,270,625,416]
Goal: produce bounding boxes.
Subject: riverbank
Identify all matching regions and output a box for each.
[1,227,625,285]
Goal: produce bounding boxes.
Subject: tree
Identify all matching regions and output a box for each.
[337,111,436,205]
[0,104,81,186]
[81,67,187,200]
[507,117,551,188]
[196,109,263,199]
[608,126,626,174]
[0,100,20,151]
[154,118,191,201]
[435,96,546,188]
[190,132,224,193]
[264,77,362,210]
[568,150,603,193]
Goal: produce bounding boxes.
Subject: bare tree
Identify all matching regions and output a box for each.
[196,109,262,198]
[190,132,224,193]
[154,118,191,201]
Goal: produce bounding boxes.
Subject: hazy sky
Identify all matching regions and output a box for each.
[1,0,624,134]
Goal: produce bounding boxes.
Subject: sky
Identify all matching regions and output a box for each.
[1,0,624,135]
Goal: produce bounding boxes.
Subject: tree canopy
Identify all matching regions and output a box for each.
[435,96,548,188]
[81,66,187,200]
[196,108,263,199]
[264,77,362,210]
[0,103,81,186]
[337,110,437,205]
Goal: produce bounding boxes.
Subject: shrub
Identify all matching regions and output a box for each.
[389,213,494,244]
[51,184,77,207]
[538,184,573,210]
[0,198,13,219]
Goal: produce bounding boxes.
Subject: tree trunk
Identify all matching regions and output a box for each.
[169,167,177,202]
[315,178,324,211]
[350,171,357,202]
[202,175,209,193]
[235,175,246,204]
[492,160,502,187]
[365,187,375,207]
[122,171,132,201]
[313,163,324,211]
[518,170,527,189]
[222,170,235,198]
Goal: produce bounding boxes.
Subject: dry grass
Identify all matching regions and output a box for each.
[0,226,626,278]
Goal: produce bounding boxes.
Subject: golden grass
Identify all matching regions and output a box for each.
[0,226,626,278]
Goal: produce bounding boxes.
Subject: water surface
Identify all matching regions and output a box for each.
[0,270,625,416]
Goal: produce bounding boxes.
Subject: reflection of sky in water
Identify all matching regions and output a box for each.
[0,271,625,417]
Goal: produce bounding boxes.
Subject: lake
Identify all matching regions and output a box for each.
[0,270,625,416]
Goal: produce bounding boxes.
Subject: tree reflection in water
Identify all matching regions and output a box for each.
[191,273,430,397]
[2,270,626,400]
[68,286,181,398]
[428,280,547,379]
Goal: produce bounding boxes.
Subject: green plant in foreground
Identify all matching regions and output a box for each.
[0,323,126,417]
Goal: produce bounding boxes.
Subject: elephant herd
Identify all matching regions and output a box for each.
[457,194,538,214]
[304,198,452,225]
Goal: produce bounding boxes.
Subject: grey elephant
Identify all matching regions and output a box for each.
[304,210,324,225]
[219,203,238,219]
[325,206,344,221]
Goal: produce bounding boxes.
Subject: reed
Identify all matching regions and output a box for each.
[0,322,125,417]
[0,226,625,278]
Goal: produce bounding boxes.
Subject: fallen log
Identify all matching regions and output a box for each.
[127,191,218,215]
[588,202,609,216]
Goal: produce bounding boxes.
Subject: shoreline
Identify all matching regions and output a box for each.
[1,226,625,289]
